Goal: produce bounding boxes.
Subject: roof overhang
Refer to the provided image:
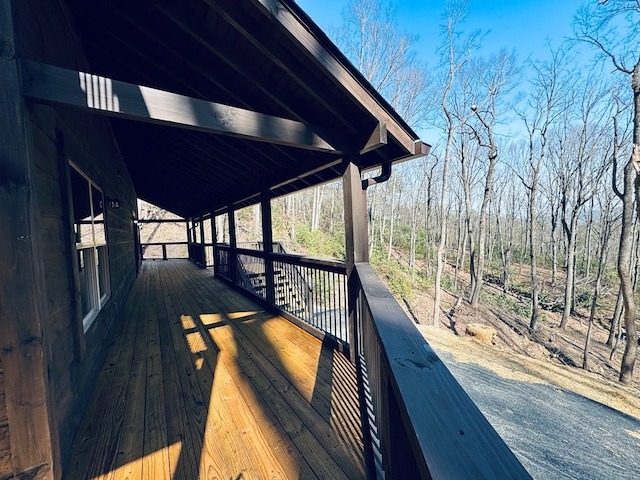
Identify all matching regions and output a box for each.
[26,0,427,218]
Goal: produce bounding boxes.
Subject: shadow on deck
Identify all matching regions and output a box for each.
[65,260,365,479]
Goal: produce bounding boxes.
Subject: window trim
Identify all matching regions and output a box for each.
[68,161,111,332]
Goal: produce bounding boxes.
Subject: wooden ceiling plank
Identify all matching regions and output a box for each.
[203,0,359,144]
[100,4,336,171]
[71,3,268,126]
[21,60,339,153]
[156,4,301,120]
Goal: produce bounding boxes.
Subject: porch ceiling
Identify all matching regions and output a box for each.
[60,0,423,218]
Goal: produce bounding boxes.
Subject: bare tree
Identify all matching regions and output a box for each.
[584,187,616,370]
[515,47,572,329]
[433,0,483,324]
[453,128,482,294]
[334,0,430,125]
[574,0,640,383]
[466,49,520,308]
[423,154,439,275]
[551,72,610,329]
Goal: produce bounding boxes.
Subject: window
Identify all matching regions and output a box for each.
[69,163,110,331]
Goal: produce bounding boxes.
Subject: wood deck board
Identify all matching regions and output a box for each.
[180,266,364,479]
[169,260,292,479]
[64,275,143,479]
[65,260,365,479]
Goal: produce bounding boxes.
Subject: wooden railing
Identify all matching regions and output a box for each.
[214,244,349,348]
[140,241,188,260]
[147,240,530,477]
[352,263,530,479]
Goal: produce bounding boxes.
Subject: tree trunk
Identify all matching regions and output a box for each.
[469,158,495,308]
[607,286,624,346]
[410,200,418,279]
[550,204,559,286]
[584,197,612,370]
[387,177,397,261]
[529,181,540,330]
[619,65,640,384]
[584,196,594,279]
[434,137,453,325]
[560,214,579,329]
[618,157,637,383]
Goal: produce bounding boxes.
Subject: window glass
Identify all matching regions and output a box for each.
[77,249,91,318]
[97,245,109,301]
[69,163,111,331]
[70,167,92,246]
[92,184,106,245]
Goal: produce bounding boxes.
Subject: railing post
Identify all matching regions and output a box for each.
[228,206,238,285]
[186,217,192,261]
[162,244,167,260]
[343,157,369,362]
[199,212,206,267]
[211,210,217,269]
[261,190,275,306]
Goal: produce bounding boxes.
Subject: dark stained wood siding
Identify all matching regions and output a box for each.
[28,104,138,469]
[14,0,139,469]
[0,357,10,477]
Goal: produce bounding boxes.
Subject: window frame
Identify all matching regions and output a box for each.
[68,161,111,332]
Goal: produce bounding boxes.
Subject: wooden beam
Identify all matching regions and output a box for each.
[260,191,275,306]
[343,160,369,269]
[360,122,387,155]
[20,60,338,153]
[343,157,368,363]
[0,2,58,478]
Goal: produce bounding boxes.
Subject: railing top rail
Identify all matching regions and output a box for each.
[137,218,186,223]
[271,252,346,273]
[216,244,346,274]
[141,241,188,246]
[354,262,530,479]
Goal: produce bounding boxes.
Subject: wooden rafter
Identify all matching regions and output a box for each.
[20,60,339,153]
[246,0,419,154]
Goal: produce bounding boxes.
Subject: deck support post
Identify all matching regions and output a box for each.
[186,217,193,261]
[199,212,206,267]
[0,0,60,477]
[228,206,238,285]
[343,157,369,363]
[211,211,217,270]
[261,191,276,306]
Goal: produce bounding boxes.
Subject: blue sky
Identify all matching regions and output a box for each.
[297,0,591,143]
[297,0,587,66]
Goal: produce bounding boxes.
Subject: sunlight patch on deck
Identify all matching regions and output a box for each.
[200,313,223,325]
[227,311,260,320]
[180,314,196,329]
[186,332,207,354]
[91,442,182,480]
[258,322,321,403]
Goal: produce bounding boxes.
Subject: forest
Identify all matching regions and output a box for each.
[268,0,640,386]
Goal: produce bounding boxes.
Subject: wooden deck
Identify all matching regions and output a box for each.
[64,260,366,479]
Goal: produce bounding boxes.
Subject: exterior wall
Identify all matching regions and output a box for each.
[13,0,139,470]
[0,358,9,476]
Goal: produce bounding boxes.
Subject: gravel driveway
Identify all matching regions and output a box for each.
[436,351,640,479]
